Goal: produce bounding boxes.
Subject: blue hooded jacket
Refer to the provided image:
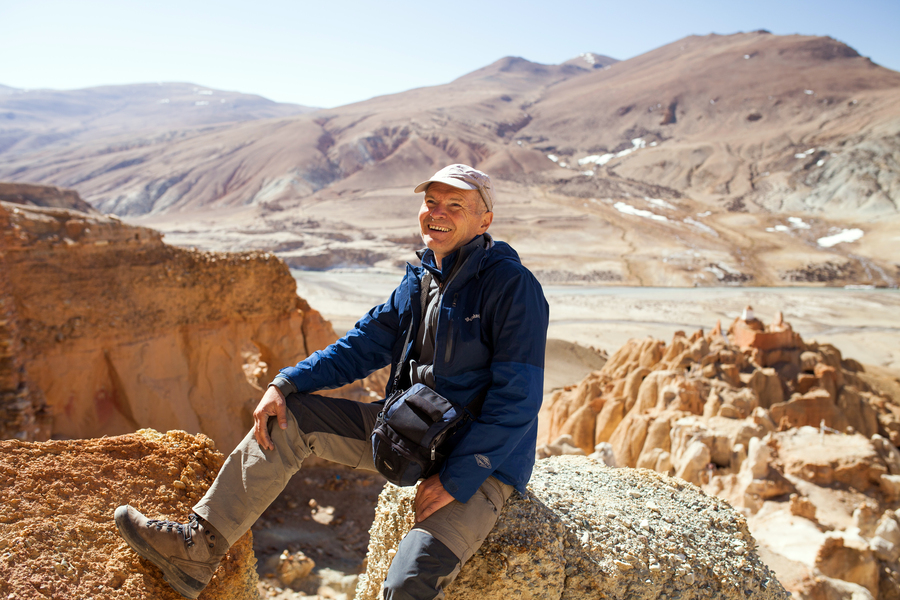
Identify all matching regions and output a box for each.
[275,234,549,503]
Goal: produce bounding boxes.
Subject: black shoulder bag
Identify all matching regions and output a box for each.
[371,272,481,486]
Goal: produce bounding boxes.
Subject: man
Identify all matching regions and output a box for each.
[115,164,549,600]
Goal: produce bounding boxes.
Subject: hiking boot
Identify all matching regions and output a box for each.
[114,505,229,599]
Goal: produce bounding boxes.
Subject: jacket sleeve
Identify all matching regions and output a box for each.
[438,268,549,503]
[273,276,408,393]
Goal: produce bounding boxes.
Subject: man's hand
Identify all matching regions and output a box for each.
[253,386,288,451]
[414,474,455,523]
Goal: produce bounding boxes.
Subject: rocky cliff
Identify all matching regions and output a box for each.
[358,455,789,600]
[0,196,366,448]
[0,181,97,213]
[0,429,258,600]
[538,312,900,599]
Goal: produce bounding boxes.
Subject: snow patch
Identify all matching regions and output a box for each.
[581,170,594,176]
[198,90,213,95]
[614,202,668,222]
[547,154,559,163]
[817,229,864,248]
[578,138,647,168]
[579,153,615,167]
[696,211,711,217]
[646,198,675,210]
[158,98,170,104]
[787,217,810,229]
[194,101,209,106]
[684,218,718,236]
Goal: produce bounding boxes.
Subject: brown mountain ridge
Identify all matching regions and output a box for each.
[1,31,897,287]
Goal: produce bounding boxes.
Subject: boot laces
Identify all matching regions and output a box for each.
[145,514,203,548]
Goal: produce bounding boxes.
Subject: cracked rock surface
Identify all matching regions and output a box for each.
[357,455,788,600]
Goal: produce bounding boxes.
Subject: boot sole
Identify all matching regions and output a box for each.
[114,506,206,599]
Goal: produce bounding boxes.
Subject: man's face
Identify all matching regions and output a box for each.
[418,182,493,266]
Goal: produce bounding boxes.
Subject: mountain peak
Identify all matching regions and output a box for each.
[563,52,620,70]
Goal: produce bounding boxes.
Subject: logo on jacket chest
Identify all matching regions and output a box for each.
[464,313,481,323]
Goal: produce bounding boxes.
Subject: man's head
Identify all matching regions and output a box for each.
[414,164,494,266]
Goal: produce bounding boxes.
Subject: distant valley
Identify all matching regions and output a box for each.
[1,34,898,287]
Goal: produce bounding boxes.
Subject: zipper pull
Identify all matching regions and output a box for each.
[431,446,436,460]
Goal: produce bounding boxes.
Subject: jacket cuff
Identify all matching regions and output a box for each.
[268,376,297,397]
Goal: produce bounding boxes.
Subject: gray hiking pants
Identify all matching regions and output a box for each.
[193,392,513,600]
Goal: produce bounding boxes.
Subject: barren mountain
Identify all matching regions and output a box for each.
[0,82,316,157]
[1,32,897,286]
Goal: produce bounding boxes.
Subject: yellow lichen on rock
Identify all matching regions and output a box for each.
[357,456,789,600]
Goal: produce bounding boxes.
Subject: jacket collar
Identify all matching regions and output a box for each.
[417,234,492,285]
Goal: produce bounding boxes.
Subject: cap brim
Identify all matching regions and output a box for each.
[414,177,479,194]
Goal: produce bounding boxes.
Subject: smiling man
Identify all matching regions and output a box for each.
[115,164,549,600]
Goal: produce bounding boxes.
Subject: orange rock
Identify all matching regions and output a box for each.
[594,399,625,445]
[0,430,258,600]
[609,413,652,468]
[814,535,879,597]
[789,493,817,521]
[0,201,356,449]
[770,389,845,432]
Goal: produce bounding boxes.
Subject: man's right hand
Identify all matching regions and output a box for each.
[253,386,288,451]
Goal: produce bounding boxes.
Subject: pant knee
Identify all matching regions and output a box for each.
[383,529,459,600]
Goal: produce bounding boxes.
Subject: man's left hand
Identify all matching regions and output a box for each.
[414,474,454,523]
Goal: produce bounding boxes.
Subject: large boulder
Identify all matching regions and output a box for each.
[0,429,257,600]
[357,456,788,600]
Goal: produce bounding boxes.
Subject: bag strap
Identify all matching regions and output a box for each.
[388,271,433,395]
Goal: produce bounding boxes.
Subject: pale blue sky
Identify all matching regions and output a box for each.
[1,0,898,108]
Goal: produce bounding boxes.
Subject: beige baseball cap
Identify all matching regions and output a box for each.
[414,164,494,212]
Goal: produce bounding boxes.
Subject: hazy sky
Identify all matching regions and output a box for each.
[2,0,898,108]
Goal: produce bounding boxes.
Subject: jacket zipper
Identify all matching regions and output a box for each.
[443,293,458,363]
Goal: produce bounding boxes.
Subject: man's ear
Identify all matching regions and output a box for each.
[479,211,493,233]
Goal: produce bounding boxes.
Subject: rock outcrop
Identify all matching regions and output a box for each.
[0,181,97,213]
[0,429,257,600]
[540,311,899,478]
[1,199,380,448]
[357,455,789,600]
[538,311,900,599]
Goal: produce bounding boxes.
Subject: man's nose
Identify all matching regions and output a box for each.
[430,203,447,217]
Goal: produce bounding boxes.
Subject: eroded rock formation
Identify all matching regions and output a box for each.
[539,311,900,599]
[357,455,789,600]
[0,429,257,600]
[541,310,899,476]
[0,199,380,448]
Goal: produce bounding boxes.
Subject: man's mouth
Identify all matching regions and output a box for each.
[428,224,451,233]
